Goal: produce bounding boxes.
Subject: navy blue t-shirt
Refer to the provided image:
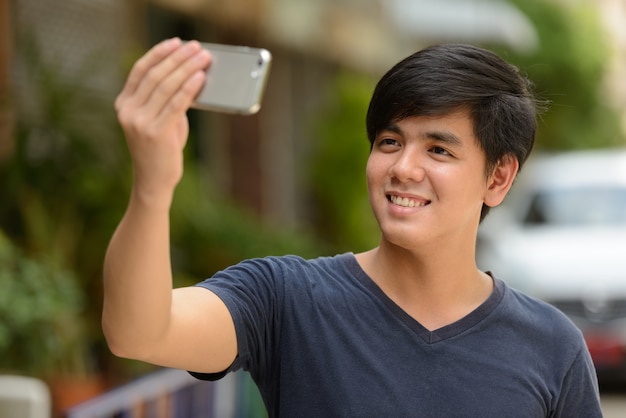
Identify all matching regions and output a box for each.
[192,253,601,417]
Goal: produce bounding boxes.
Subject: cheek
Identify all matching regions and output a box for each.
[460,177,491,210]
[433,166,485,200]
[365,157,379,187]
[365,157,386,209]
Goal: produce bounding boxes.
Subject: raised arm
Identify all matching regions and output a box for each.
[102,39,237,373]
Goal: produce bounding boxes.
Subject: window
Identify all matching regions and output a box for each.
[524,187,626,226]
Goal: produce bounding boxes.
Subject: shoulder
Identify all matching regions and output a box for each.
[494,279,587,359]
[196,253,356,293]
[495,283,602,415]
[501,281,573,322]
[499,279,581,336]
[216,252,353,278]
[489,279,599,398]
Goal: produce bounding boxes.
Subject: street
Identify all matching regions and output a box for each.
[602,394,626,417]
[601,383,626,417]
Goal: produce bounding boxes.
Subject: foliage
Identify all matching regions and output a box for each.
[0,31,130,358]
[307,72,379,253]
[5,0,622,380]
[0,230,88,377]
[1,30,325,378]
[305,1,625,252]
[489,0,623,150]
[169,161,325,286]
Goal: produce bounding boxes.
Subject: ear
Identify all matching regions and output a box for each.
[484,154,519,208]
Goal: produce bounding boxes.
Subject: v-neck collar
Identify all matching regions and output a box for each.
[341,252,504,344]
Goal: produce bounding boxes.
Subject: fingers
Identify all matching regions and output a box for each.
[143,43,210,118]
[115,38,182,112]
[112,39,214,200]
[115,39,211,119]
[157,69,206,117]
[136,41,210,116]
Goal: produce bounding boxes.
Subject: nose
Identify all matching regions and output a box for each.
[389,147,426,183]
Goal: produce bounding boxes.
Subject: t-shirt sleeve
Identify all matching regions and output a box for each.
[551,344,602,417]
[188,257,286,381]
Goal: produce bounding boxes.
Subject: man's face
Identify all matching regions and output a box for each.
[366,111,492,250]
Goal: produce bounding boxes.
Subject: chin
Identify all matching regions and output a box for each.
[381,229,432,251]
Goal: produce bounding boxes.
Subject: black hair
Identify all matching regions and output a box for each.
[366,44,543,221]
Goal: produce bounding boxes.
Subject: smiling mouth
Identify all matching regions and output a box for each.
[388,195,431,208]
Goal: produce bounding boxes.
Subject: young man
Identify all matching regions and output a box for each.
[103,39,602,416]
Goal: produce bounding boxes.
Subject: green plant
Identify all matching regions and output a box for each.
[0,230,89,377]
[307,72,379,253]
[0,30,131,370]
[169,161,325,284]
[1,29,327,381]
[489,0,624,150]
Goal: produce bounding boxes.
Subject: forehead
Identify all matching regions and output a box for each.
[387,110,477,143]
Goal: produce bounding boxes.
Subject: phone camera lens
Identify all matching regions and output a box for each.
[257,58,263,67]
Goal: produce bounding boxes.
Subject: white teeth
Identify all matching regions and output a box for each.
[390,195,427,208]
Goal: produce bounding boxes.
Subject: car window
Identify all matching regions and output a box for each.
[524,186,626,226]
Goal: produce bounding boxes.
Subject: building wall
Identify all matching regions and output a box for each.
[0,0,13,162]
[10,0,133,166]
[597,0,626,136]
[7,0,549,231]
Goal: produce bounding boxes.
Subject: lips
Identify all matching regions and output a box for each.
[388,194,430,208]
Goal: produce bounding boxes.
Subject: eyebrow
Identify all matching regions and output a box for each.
[425,130,463,146]
[381,123,464,147]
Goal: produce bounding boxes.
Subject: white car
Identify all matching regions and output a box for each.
[477,148,626,380]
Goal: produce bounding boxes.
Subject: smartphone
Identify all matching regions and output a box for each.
[191,42,272,115]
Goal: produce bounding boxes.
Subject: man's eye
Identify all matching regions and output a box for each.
[431,146,450,155]
[379,138,399,146]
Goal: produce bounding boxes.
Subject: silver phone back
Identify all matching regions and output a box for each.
[192,43,272,114]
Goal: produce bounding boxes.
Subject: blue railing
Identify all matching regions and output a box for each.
[65,368,266,418]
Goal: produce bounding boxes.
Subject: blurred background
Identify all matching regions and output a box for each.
[1,0,626,416]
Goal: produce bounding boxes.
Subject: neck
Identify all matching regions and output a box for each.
[355,240,492,330]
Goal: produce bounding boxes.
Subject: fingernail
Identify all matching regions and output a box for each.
[185,40,201,51]
[196,49,210,62]
[163,37,180,49]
